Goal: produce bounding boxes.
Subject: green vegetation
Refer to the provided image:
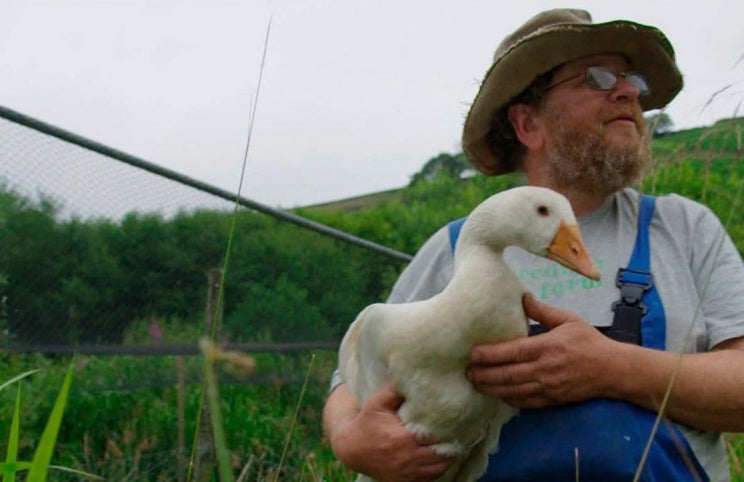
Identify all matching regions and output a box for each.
[0,352,348,481]
[0,195,381,346]
[1,117,743,480]
[1,365,101,481]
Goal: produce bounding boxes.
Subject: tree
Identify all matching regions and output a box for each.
[645,112,674,138]
[409,152,473,186]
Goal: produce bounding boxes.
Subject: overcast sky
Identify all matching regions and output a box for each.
[1,0,742,209]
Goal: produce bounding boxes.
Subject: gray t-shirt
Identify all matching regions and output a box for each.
[385,188,744,481]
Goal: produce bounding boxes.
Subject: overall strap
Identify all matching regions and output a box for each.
[628,194,655,269]
[447,217,467,253]
[609,195,665,349]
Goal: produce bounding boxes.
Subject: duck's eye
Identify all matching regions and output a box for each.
[537,205,550,217]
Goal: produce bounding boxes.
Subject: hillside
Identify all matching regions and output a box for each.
[302,187,403,213]
[302,116,744,213]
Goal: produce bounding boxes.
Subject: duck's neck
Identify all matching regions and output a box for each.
[448,245,514,296]
[437,246,523,344]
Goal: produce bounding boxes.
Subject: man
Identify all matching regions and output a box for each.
[323,9,744,481]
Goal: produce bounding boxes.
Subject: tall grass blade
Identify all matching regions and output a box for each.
[2,386,22,482]
[274,353,316,482]
[200,338,235,482]
[700,85,733,113]
[0,370,39,393]
[211,16,272,341]
[38,465,103,479]
[0,462,28,479]
[25,364,74,482]
[2,369,100,481]
[0,462,103,480]
[188,17,272,482]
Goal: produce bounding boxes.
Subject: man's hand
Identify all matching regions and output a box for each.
[466,294,619,408]
[325,384,452,482]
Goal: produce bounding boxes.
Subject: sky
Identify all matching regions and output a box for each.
[1,0,742,210]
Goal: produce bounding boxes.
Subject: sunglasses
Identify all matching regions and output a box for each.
[546,66,650,96]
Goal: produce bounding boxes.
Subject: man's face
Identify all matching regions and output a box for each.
[533,53,652,197]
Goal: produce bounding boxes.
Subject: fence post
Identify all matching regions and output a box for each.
[194,268,224,481]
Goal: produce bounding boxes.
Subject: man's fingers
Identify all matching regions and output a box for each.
[523,293,578,330]
[471,335,541,365]
[470,296,582,364]
[468,359,536,386]
[368,384,404,411]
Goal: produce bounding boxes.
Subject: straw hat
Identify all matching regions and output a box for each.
[462,9,683,175]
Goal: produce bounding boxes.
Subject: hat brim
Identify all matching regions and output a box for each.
[462,20,683,176]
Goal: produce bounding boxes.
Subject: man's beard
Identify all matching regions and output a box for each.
[542,110,652,198]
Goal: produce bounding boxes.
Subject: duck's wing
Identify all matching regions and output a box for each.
[338,304,393,403]
[338,306,366,397]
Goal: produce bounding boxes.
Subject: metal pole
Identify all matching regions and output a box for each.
[0,104,413,262]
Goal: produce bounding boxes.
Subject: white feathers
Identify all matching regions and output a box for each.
[338,186,598,482]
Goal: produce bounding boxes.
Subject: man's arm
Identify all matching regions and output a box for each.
[614,335,744,431]
[467,294,744,432]
[323,383,452,482]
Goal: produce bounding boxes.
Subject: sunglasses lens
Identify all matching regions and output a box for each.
[586,67,650,96]
[626,73,650,96]
[586,67,618,90]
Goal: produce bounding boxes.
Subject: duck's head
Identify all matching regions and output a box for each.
[459,186,601,281]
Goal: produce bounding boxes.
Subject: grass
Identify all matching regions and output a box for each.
[0,364,102,481]
[0,351,351,481]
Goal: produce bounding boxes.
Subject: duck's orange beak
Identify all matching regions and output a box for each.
[547,222,601,281]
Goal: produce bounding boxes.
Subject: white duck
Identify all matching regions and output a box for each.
[338,186,601,482]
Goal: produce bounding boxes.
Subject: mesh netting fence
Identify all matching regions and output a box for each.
[0,104,410,354]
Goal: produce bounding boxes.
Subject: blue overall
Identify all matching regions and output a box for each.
[447,195,709,481]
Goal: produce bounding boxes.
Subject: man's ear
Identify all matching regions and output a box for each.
[508,103,544,150]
